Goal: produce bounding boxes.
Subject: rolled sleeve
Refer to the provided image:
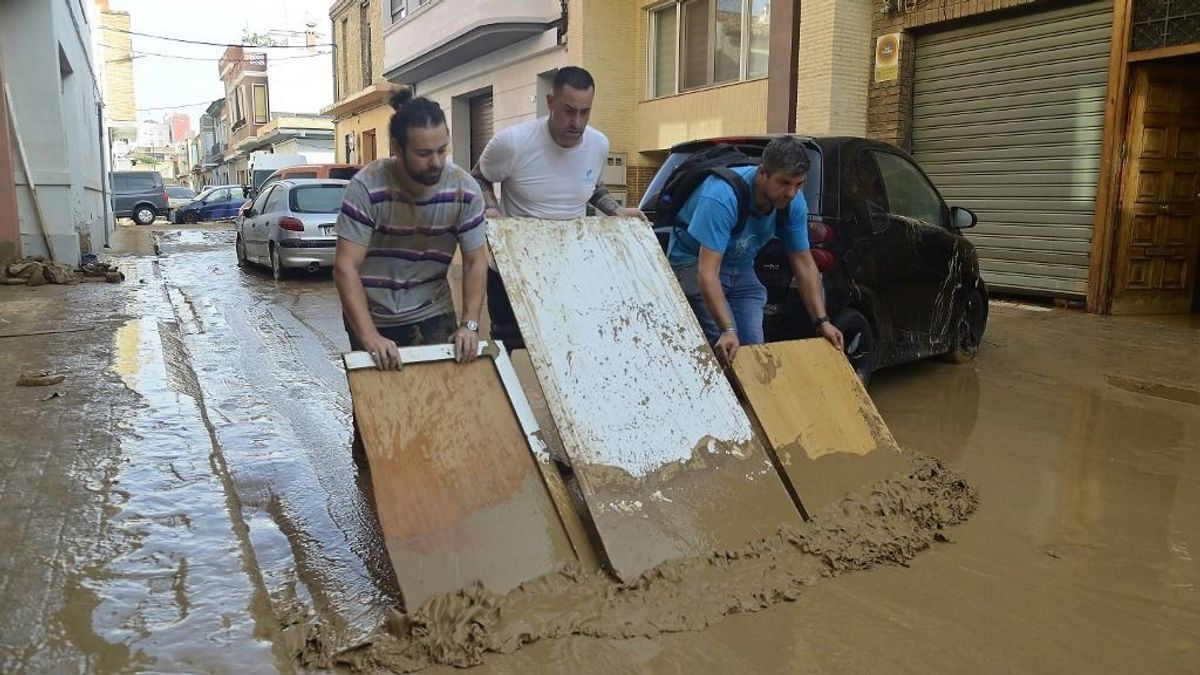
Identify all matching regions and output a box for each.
[335,177,376,247]
[780,194,811,253]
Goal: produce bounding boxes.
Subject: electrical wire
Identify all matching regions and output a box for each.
[100,25,334,49]
[99,44,331,62]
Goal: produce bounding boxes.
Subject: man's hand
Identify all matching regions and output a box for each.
[615,207,649,221]
[818,321,844,352]
[714,330,739,365]
[452,326,480,363]
[362,333,402,370]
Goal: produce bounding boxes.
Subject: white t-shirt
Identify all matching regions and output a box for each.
[477,117,610,220]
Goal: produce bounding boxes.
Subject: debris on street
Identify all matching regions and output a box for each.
[2,257,125,286]
[16,370,66,387]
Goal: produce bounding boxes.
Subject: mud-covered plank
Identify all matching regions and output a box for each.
[731,339,907,517]
[487,217,802,581]
[345,353,576,609]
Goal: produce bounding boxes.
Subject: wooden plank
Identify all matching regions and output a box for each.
[487,217,802,581]
[731,339,908,518]
[345,350,576,610]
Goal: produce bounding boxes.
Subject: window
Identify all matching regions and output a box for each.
[264,185,289,214]
[291,185,348,214]
[252,84,268,124]
[250,186,274,214]
[872,151,947,227]
[650,0,771,97]
[361,1,373,87]
[340,18,349,89]
[390,0,407,22]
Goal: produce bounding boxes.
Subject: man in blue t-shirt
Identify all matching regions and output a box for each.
[668,136,843,364]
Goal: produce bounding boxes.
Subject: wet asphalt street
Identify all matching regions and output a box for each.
[1,223,1198,673]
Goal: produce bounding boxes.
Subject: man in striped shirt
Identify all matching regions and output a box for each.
[334,90,487,371]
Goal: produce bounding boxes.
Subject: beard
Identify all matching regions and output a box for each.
[412,169,442,186]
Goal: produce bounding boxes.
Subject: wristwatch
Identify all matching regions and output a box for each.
[461,319,479,333]
[812,316,831,328]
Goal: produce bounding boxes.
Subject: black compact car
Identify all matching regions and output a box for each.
[639,135,988,381]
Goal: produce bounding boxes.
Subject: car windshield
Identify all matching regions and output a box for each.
[166,187,195,198]
[192,188,216,201]
[328,167,359,180]
[640,143,823,212]
[289,185,346,213]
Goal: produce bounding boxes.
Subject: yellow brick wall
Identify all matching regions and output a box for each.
[100,11,136,123]
[333,103,393,163]
[796,0,871,136]
[331,0,387,102]
[636,79,770,152]
[577,0,641,179]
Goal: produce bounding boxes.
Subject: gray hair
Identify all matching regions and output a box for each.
[761,136,811,176]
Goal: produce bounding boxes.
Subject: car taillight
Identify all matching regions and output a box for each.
[808,217,837,272]
[162,189,170,203]
[279,217,304,232]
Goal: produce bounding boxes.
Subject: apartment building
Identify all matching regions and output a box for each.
[218,47,272,185]
[95,0,137,171]
[324,0,392,164]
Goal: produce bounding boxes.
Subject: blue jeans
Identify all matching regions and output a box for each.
[673,264,767,345]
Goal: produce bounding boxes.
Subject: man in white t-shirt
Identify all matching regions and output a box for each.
[473,66,644,348]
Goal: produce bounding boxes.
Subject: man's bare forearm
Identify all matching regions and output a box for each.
[589,186,623,216]
[334,262,377,341]
[471,167,503,214]
[790,252,828,320]
[460,248,487,325]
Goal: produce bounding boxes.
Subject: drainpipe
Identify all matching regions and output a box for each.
[96,101,111,248]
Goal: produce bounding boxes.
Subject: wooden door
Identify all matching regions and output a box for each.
[361,129,376,163]
[1112,64,1200,314]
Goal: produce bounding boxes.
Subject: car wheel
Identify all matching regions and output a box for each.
[834,308,879,384]
[183,211,199,224]
[943,287,987,364]
[235,234,247,268]
[270,244,285,281]
[133,205,156,226]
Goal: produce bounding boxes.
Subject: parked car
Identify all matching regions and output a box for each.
[235,179,347,280]
[173,184,250,223]
[110,170,168,225]
[255,163,362,197]
[638,135,988,382]
[165,185,197,220]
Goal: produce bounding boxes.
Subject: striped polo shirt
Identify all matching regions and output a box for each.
[335,159,486,327]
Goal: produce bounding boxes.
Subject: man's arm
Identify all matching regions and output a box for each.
[788,250,844,350]
[590,185,647,220]
[471,164,503,218]
[452,244,488,362]
[334,239,403,369]
[697,246,739,364]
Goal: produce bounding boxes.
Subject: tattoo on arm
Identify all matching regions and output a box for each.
[590,187,623,216]
[472,167,502,214]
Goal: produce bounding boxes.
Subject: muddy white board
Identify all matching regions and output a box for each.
[343,345,576,610]
[731,339,907,518]
[488,217,802,581]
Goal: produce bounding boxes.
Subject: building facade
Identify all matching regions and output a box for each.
[325,0,392,164]
[866,0,1199,315]
[381,0,877,206]
[0,0,110,265]
[219,46,271,185]
[95,0,137,172]
[169,113,191,144]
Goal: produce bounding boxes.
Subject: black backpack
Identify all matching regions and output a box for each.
[653,144,787,240]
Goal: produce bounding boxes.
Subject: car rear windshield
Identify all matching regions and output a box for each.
[640,144,823,212]
[328,167,359,180]
[166,187,195,198]
[286,171,318,179]
[290,185,346,213]
[114,174,161,192]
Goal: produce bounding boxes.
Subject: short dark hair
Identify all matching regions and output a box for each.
[761,136,811,176]
[552,66,595,93]
[388,88,446,148]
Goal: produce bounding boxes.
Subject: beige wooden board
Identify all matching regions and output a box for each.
[346,356,576,609]
[731,339,908,517]
[488,217,802,581]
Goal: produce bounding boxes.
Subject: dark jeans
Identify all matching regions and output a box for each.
[487,268,525,351]
[673,264,768,345]
[346,312,457,468]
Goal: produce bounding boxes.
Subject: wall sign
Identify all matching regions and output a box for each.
[875,33,901,82]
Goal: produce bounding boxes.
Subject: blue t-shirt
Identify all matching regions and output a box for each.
[666,165,809,268]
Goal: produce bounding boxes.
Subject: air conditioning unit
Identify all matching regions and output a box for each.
[602,153,627,186]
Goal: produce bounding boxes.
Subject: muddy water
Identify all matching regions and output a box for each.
[4,227,1196,673]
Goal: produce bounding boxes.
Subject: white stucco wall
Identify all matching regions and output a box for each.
[0,0,109,264]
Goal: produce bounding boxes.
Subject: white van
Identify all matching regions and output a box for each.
[248,154,307,192]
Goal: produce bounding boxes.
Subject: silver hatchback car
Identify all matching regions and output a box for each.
[235,179,347,279]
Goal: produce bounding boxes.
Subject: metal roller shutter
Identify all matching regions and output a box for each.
[912,1,1113,297]
[469,93,494,170]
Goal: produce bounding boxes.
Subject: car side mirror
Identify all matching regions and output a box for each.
[866,201,890,234]
[950,206,977,230]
